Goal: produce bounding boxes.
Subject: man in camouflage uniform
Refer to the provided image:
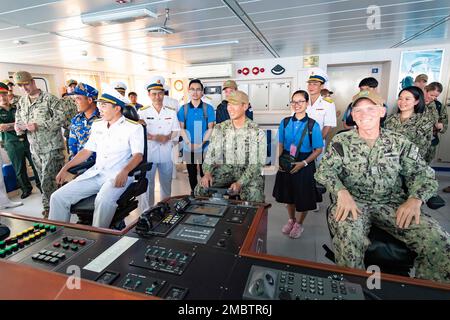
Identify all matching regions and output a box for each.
[0,82,41,199]
[315,90,450,283]
[61,79,79,150]
[195,90,266,202]
[13,71,66,218]
[424,82,448,163]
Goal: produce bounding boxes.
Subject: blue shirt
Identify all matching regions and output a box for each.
[216,100,253,124]
[68,108,100,160]
[278,115,324,153]
[177,102,215,152]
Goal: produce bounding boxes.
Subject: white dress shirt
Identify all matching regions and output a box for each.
[306,95,337,130]
[138,104,180,163]
[82,116,144,180]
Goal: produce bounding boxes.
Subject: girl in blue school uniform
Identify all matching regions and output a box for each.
[272,90,324,239]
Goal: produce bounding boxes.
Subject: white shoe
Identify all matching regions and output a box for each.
[0,201,23,209]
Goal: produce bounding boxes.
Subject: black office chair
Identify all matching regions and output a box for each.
[67,105,152,230]
[323,199,417,276]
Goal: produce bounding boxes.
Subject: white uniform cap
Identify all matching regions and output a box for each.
[112,81,127,91]
[97,84,130,108]
[307,67,329,84]
[146,75,165,91]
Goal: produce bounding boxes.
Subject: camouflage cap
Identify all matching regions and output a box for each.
[13,71,33,84]
[227,90,249,105]
[66,79,78,86]
[222,79,237,90]
[352,90,384,107]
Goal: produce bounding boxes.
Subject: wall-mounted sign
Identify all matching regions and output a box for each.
[372,68,379,74]
[271,64,286,75]
[303,55,319,68]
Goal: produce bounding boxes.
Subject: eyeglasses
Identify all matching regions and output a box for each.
[290,100,307,106]
[189,88,203,93]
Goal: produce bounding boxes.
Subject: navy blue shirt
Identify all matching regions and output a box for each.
[216,100,253,124]
[278,115,324,153]
[177,101,215,152]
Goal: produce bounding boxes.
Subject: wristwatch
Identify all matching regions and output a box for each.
[303,160,308,167]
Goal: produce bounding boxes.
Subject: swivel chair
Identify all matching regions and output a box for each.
[323,200,417,276]
[68,105,152,230]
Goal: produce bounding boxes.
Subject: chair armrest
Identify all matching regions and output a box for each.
[128,162,153,177]
[67,159,95,175]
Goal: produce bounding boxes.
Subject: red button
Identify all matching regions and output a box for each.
[53,242,60,248]
[78,240,86,246]
[73,239,79,244]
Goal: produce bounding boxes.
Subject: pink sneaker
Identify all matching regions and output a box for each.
[282,219,295,234]
[289,223,304,239]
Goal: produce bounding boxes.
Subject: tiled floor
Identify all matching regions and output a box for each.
[2,169,449,269]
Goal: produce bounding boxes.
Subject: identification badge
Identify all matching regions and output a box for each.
[290,144,297,156]
[370,166,379,175]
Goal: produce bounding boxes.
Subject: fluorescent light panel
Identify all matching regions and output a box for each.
[162,40,239,50]
[81,7,158,26]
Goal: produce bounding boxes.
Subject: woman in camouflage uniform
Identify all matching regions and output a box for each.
[385,86,433,161]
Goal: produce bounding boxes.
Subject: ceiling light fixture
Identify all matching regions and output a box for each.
[13,40,28,45]
[146,8,174,35]
[162,40,239,50]
[81,7,158,26]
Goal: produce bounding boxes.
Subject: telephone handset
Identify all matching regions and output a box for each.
[173,197,191,214]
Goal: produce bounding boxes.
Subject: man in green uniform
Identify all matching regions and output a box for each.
[13,71,66,218]
[315,90,450,283]
[2,79,20,105]
[0,82,40,199]
[195,90,266,202]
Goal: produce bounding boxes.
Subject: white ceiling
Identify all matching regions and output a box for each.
[0,0,449,75]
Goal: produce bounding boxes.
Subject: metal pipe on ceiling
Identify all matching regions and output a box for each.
[222,0,280,58]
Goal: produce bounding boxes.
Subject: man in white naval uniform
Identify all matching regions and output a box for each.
[138,76,180,213]
[48,87,144,228]
[305,68,336,162]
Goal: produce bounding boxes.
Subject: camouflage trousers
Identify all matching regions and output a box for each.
[194,165,265,202]
[424,143,438,164]
[328,202,450,283]
[31,149,65,211]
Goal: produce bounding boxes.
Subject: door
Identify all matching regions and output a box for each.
[327,63,384,133]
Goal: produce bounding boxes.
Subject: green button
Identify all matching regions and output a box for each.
[5,247,12,254]
[0,250,5,258]
[50,226,56,232]
[38,224,44,229]
[44,225,50,230]
[0,240,5,247]
[33,223,39,227]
